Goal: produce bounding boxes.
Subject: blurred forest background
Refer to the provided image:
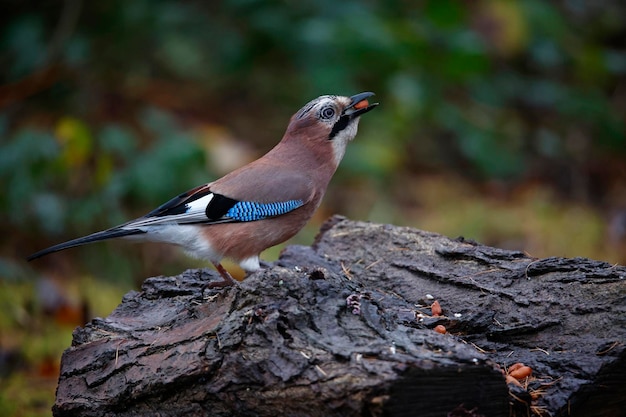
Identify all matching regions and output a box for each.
[1,0,625,415]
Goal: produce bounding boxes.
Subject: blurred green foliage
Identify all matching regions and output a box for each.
[0,0,624,278]
[0,0,624,288]
[1,1,625,414]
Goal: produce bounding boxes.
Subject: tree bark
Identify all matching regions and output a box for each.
[53,216,626,417]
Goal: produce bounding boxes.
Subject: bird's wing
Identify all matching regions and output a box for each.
[127,167,313,228]
[27,173,311,261]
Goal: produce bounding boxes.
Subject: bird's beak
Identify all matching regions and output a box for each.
[343,92,379,117]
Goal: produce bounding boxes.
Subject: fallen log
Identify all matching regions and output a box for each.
[53,216,626,417]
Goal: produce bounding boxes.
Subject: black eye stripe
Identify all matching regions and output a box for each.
[329,115,350,140]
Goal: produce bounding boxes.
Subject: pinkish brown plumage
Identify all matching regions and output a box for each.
[28,93,378,286]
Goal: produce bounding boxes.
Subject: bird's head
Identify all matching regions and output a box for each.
[284,92,378,165]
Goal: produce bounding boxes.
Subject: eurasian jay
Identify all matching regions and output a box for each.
[28,92,378,286]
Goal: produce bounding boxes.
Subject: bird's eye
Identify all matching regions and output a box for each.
[320,106,335,120]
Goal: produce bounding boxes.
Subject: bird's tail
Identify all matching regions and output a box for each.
[27,228,145,261]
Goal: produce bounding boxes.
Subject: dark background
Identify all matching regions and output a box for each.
[1,1,625,414]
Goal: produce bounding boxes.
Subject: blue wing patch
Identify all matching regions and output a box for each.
[226,200,304,222]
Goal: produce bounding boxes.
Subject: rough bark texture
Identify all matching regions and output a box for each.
[54,216,626,417]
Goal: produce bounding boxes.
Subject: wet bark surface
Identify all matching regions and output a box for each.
[54,216,626,417]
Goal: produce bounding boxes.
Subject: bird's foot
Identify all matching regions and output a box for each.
[204,279,235,289]
[201,262,238,293]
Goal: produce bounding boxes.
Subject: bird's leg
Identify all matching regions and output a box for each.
[206,262,238,288]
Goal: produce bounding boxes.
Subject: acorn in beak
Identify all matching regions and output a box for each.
[343,92,379,118]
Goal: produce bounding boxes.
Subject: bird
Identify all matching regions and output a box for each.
[28,92,378,287]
